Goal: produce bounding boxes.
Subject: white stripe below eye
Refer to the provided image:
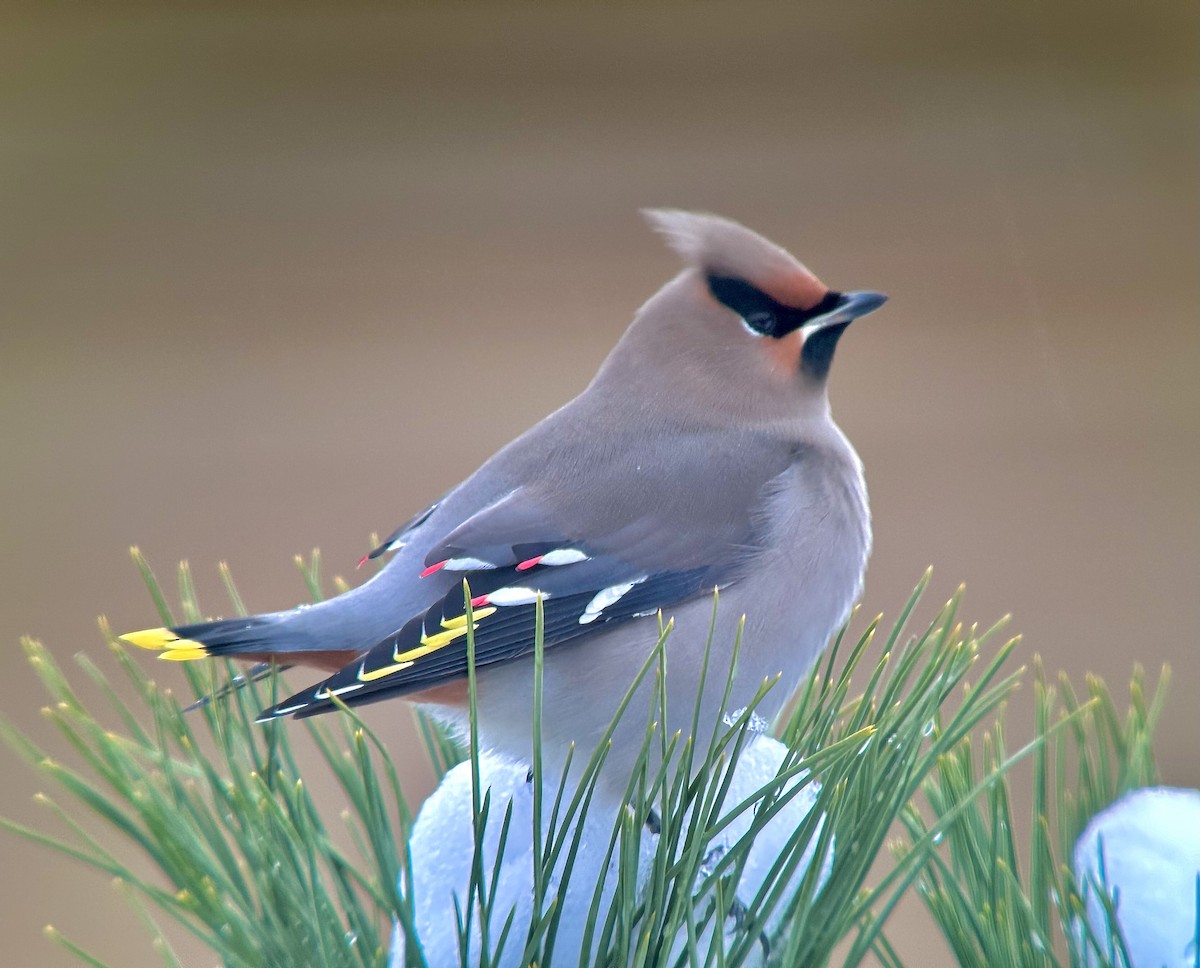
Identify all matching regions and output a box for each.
[540,548,590,566]
[579,577,647,624]
[488,586,548,607]
[444,556,497,571]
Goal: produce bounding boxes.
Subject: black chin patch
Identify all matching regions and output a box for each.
[799,321,850,381]
[706,274,840,340]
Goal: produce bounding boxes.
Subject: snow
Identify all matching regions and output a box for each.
[390,735,830,967]
[1073,786,1200,967]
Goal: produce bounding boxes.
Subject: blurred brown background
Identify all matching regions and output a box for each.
[2,1,1196,964]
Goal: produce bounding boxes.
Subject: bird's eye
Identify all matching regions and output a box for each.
[741,312,776,337]
[706,274,782,337]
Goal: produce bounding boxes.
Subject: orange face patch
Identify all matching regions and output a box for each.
[761,329,806,375]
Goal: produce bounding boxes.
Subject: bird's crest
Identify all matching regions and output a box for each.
[641,209,828,311]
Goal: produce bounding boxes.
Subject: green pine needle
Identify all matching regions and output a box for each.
[0,556,1172,967]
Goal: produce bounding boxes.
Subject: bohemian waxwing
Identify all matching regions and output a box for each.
[122,211,886,790]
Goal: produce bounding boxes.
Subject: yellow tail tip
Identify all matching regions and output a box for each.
[120,628,179,650]
[119,628,208,655]
[158,648,209,662]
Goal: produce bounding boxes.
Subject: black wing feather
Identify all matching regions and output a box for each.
[364,500,440,562]
[258,558,716,721]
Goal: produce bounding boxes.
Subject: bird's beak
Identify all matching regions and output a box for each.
[802,290,888,331]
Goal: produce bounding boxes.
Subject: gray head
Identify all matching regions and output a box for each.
[591,210,887,426]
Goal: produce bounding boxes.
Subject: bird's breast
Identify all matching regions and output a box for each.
[747,440,871,647]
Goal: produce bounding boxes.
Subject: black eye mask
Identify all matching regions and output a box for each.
[705,274,842,339]
[705,274,848,379]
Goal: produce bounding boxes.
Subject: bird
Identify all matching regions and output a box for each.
[121,210,886,793]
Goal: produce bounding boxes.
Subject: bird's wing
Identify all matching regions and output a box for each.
[358,499,441,566]
[255,482,764,721]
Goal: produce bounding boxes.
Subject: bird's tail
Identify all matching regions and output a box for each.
[120,616,305,711]
[120,615,288,662]
[120,610,362,708]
